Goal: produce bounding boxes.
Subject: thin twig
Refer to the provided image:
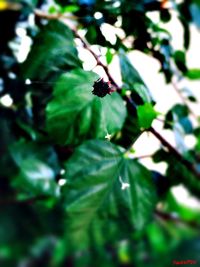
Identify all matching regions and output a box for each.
[155,209,200,230]
[135,154,154,160]
[172,80,198,120]
[0,195,48,206]
[149,127,200,178]
[34,9,78,20]
[74,31,120,89]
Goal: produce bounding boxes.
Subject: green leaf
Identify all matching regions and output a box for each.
[63,140,157,245]
[106,48,114,65]
[173,238,200,262]
[146,222,167,253]
[173,50,187,73]
[21,20,81,81]
[119,50,152,103]
[190,1,200,29]
[46,69,127,145]
[10,140,60,197]
[61,5,80,13]
[137,103,159,129]
[164,104,193,134]
[186,68,200,80]
[154,149,200,198]
[118,111,141,148]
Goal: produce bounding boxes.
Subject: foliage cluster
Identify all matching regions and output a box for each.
[1,0,200,266]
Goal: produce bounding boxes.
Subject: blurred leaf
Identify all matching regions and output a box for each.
[105,48,114,65]
[173,50,187,73]
[186,68,200,80]
[137,103,159,129]
[153,149,200,197]
[119,50,152,103]
[63,140,157,246]
[10,140,60,197]
[21,20,81,81]
[190,1,200,29]
[178,13,190,50]
[118,110,141,148]
[173,238,200,262]
[178,117,193,134]
[61,5,80,13]
[164,104,193,134]
[46,69,127,145]
[146,222,167,253]
[119,49,145,86]
[160,9,171,23]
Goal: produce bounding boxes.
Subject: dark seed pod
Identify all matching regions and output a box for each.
[92,78,112,98]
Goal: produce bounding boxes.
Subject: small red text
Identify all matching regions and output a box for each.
[172,260,197,265]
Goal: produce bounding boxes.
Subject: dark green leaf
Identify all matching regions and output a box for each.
[160,9,171,23]
[154,149,200,197]
[173,238,200,262]
[119,50,152,103]
[173,50,187,73]
[46,69,127,145]
[118,111,141,148]
[164,104,193,134]
[10,140,60,197]
[21,20,81,81]
[178,15,190,50]
[63,140,157,245]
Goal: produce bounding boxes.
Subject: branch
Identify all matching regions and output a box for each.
[34,9,78,20]
[172,80,198,120]
[155,209,200,229]
[1,195,199,229]
[149,127,200,178]
[0,195,48,206]
[73,31,120,89]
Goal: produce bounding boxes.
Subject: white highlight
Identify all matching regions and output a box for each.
[25,79,31,85]
[60,169,66,175]
[119,176,130,190]
[0,94,13,107]
[94,12,103,20]
[58,179,67,186]
[16,27,26,38]
[172,185,200,209]
[105,132,112,141]
[101,23,117,45]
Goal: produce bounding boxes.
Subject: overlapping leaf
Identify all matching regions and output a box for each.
[63,140,157,245]
[137,103,159,129]
[21,20,81,81]
[10,140,60,197]
[119,49,152,103]
[46,69,127,145]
